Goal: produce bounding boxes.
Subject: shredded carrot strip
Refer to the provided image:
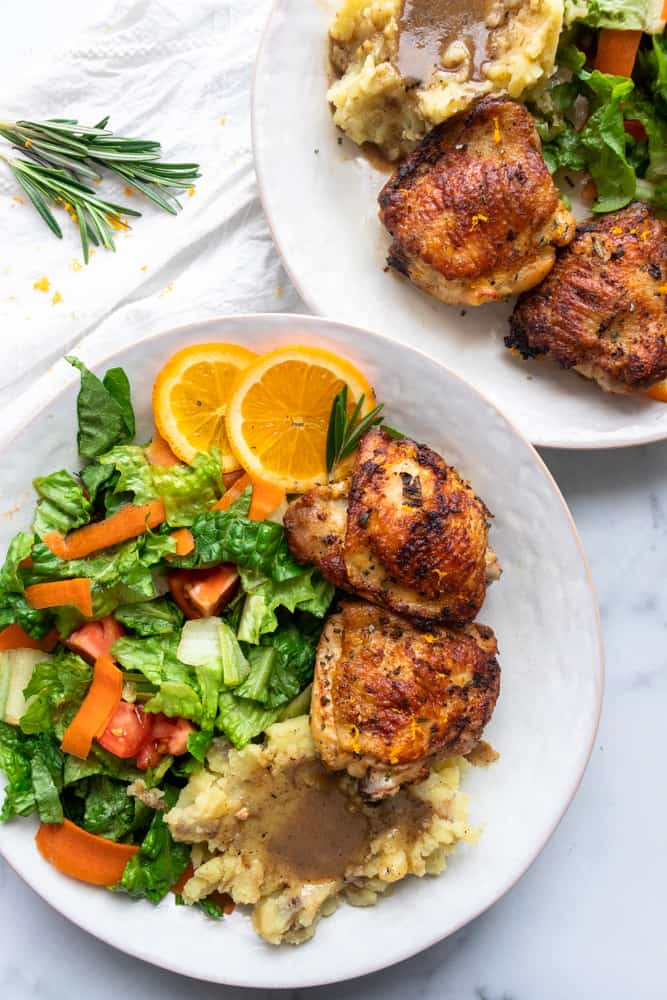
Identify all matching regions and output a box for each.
[35,818,138,886]
[25,578,93,618]
[146,434,181,467]
[0,624,59,652]
[595,29,642,77]
[172,861,194,894]
[43,499,166,561]
[60,655,122,759]
[212,473,284,521]
[170,528,195,557]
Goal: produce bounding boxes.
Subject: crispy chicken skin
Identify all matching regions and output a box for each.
[507,202,667,394]
[311,602,500,800]
[377,96,575,307]
[284,428,495,625]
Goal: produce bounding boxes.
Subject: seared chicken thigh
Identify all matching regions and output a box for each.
[507,202,667,394]
[311,602,500,800]
[378,96,575,306]
[284,428,496,626]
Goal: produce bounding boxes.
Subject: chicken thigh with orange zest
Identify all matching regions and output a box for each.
[284,427,500,626]
[311,602,500,801]
[378,96,575,307]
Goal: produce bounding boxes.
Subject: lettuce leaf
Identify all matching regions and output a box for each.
[67,357,135,458]
[0,533,33,594]
[81,775,149,842]
[112,634,204,723]
[236,567,334,644]
[19,649,92,740]
[33,471,91,537]
[565,0,649,30]
[116,786,190,903]
[175,505,306,582]
[99,445,224,527]
[216,691,280,749]
[114,598,184,637]
[0,722,64,822]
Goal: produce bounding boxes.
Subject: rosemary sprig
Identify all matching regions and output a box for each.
[0,116,200,262]
[326,385,384,479]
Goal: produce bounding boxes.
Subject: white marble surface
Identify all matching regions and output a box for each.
[1,4,665,998]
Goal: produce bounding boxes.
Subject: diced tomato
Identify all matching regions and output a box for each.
[152,715,195,755]
[135,714,196,770]
[98,702,153,758]
[66,615,124,663]
[136,740,163,770]
[167,565,239,619]
[624,119,647,142]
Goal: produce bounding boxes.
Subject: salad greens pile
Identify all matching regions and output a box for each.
[529,17,667,212]
[0,357,334,908]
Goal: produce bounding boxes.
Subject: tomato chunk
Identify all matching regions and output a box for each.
[135,714,196,769]
[167,565,239,619]
[66,615,124,663]
[98,702,153,759]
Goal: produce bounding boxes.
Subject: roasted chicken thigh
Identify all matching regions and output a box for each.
[284,428,498,626]
[378,96,575,306]
[311,602,500,800]
[507,202,667,394]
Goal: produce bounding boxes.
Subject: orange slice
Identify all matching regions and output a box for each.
[225,345,376,491]
[152,343,257,469]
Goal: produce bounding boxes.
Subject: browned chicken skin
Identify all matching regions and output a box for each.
[311,602,500,800]
[378,96,575,307]
[284,428,497,626]
[507,202,667,393]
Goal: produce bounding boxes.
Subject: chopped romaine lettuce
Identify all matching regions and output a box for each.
[174,504,305,582]
[19,650,91,740]
[81,775,149,841]
[116,786,190,903]
[216,691,280,749]
[32,470,92,537]
[0,722,64,823]
[237,566,334,643]
[99,444,224,527]
[115,597,184,636]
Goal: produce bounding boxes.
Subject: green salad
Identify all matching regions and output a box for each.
[529,2,667,212]
[0,357,334,910]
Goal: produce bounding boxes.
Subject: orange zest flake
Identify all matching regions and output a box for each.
[107,214,129,232]
[123,186,135,196]
[70,259,83,272]
[471,213,488,229]
[13,195,25,204]
[658,284,667,295]
[24,139,32,148]
[33,276,50,293]
[188,186,195,197]
[640,229,651,242]
[493,117,501,144]
[52,291,62,305]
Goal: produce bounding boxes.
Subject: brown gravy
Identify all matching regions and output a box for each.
[240,757,433,885]
[397,0,492,84]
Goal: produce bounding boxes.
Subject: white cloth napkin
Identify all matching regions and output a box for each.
[0,0,302,408]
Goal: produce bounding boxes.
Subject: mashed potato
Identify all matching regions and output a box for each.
[166,716,477,945]
[328,0,564,160]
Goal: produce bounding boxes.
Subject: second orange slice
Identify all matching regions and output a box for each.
[225,345,376,491]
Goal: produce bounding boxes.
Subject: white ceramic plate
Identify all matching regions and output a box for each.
[253,0,667,449]
[0,314,602,987]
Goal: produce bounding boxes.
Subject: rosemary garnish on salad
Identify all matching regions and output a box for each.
[326,385,384,479]
[0,117,200,262]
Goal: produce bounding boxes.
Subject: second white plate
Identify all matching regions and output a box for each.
[253,0,667,449]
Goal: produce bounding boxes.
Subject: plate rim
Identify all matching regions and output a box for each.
[251,0,667,452]
[0,312,604,987]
